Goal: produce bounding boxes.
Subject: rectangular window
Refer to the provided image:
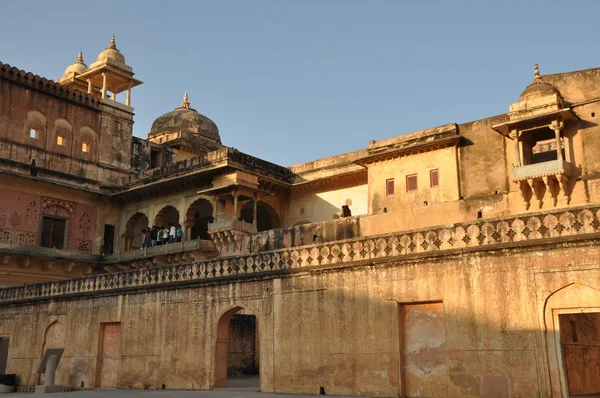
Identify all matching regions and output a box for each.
[386,178,395,196]
[29,129,37,139]
[430,169,440,188]
[82,142,90,153]
[40,216,67,250]
[57,135,65,146]
[406,174,418,192]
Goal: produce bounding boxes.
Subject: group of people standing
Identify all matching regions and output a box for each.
[141,223,184,248]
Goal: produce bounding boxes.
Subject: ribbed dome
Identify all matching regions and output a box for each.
[149,93,221,143]
[62,52,87,77]
[95,35,126,66]
[519,64,561,101]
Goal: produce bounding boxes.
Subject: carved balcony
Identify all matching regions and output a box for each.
[208,220,257,254]
[512,159,572,208]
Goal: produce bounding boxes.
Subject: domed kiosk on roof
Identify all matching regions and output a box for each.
[89,35,128,71]
[519,64,562,102]
[148,93,223,155]
[58,52,89,88]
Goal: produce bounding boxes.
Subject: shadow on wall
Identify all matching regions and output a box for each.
[13,274,599,397]
[246,214,365,253]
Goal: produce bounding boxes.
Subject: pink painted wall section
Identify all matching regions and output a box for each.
[0,187,96,253]
[0,189,40,245]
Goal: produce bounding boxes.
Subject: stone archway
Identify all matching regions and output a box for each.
[186,198,213,240]
[154,206,180,229]
[214,306,260,390]
[240,201,281,232]
[123,212,148,251]
[542,283,600,397]
[40,321,65,385]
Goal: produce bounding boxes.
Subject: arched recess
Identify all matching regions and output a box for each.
[41,321,65,385]
[239,201,281,232]
[214,306,260,390]
[25,110,47,144]
[154,205,180,229]
[123,212,149,250]
[53,118,72,154]
[185,198,213,240]
[79,126,97,160]
[542,283,600,397]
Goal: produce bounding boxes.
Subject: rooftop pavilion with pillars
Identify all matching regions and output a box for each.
[493,64,579,210]
[58,35,142,106]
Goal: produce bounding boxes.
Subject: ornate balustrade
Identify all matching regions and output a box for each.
[2,205,600,304]
[0,242,101,263]
[104,239,216,263]
[512,159,571,181]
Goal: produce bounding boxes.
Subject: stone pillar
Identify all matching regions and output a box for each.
[232,191,239,221]
[253,193,258,226]
[45,355,58,386]
[101,73,107,99]
[126,86,132,106]
[111,91,117,100]
[551,121,563,161]
[212,196,218,222]
[510,130,521,167]
[87,79,92,94]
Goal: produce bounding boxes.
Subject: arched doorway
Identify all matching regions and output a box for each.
[186,198,213,240]
[215,307,259,390]
[124,212,149,250]
[154,205,180,229]
[41,321,65,385]
[239,201,281,232]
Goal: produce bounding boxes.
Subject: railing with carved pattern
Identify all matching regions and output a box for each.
[0,242,102,263]
[2,205,600,304]
[104,238,216,263]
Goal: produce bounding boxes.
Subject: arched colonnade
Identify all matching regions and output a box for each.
[121,197,281,251]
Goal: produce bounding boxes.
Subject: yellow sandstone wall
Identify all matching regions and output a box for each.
[1,240,598,397]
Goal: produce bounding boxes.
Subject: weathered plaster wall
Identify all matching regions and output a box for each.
[457,117,508,200]
[0,173,118,254]
[287,183,367,226]
[368,146,459,215]
[0,72,133,186]
[1,240,598,397]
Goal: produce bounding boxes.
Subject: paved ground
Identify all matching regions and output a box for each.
[4,377,350,398]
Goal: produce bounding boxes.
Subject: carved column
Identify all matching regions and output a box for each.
[126,84,132,106]
[551,121,564,161]
[253,192,258,226]
[510,130,521,166]
[232,190,239,221]
[87,79,92,94]
[211,195,218,223]
[101,73,107,99]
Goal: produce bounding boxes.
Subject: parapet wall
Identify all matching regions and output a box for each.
[2,203,599,304]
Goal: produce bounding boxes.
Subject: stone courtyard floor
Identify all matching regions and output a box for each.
[5,377,353,398]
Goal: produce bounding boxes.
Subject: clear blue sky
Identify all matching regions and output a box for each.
[2,1,599,166]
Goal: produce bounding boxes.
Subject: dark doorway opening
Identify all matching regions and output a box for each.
[40,217,67,249]
[559,312,600,396]
[0,337,9,374]
[103,224,115,255]
[215,308,259,390]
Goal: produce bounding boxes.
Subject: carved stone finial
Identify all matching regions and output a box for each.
[178,92,191,109]
[76,51,85,64]
[534,64,540,80]
[108,34,117,50]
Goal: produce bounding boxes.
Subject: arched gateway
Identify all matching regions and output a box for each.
[214,306,260,390]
